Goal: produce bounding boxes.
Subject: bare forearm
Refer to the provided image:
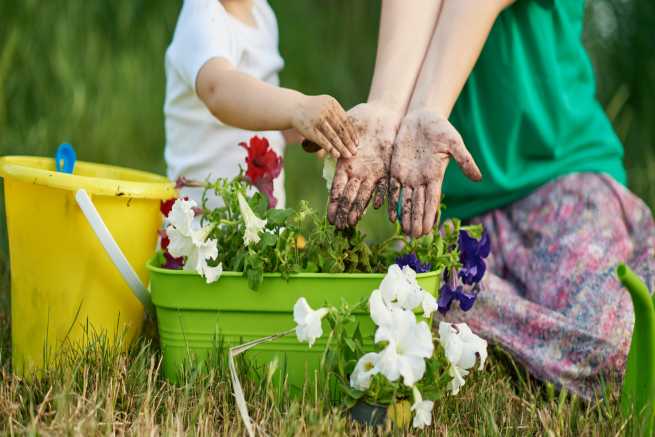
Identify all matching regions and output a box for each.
[197,59,302,130]
[367,0,444,114]
[408,0,509,116]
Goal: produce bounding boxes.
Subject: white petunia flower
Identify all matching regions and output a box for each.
[166,198,222,284]
[237,192,267,246]
[322,155,337,190]
[349,352,380,391]
[369,289,393,327]
[421,292,439,318]
[379,265,426,312]
[293,297,329,347]
[374,308,434,386]
[438,322,488,395]
[167,197,195,233]
[411,386,434,429]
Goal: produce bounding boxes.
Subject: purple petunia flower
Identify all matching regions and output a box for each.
[395,253,432,273]
[438,268,480,315]
[437,283,478,315]
[458,230,491,285]
[163,252,185,270]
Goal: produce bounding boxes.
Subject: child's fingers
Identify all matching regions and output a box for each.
[312,129,340,159]
[330,108,358,155]
[319,120,351,159]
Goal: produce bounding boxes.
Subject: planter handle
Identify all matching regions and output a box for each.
[75,188,154,317]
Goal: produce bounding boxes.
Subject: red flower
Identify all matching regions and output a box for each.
[239,136,283,208]
[160,198,177,216]
[160,196,190,217]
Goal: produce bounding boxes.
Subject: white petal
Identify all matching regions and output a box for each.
[237,193,267,246]
[448,365,469,395]
[376,343,401,382]
[374,324,394,345]
[293,297,312,325]
[421,292,439,318]
[439,323,464,367]
[202,262,223,284]
[369,289,392,327]
[403,321,434,359]
[322,155,337,190]
[411,399,434,429]
[477,338,488,370]
[303,317,324,347]
[379,264,403,305]
[398,354,426,387]
[196,238,219,263]
[166,226,194,258]
[168,198,196,235]
[350,352,380,391]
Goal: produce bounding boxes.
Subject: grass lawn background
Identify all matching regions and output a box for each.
[0,1,653,434]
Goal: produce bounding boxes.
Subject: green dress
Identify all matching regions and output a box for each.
[445,0,626,219]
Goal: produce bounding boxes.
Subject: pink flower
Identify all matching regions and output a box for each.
[239,136,282,208]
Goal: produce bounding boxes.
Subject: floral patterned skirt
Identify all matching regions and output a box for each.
[446,172,655,399]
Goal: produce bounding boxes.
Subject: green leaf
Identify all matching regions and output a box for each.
[344,338,358,353]
[266,208,293,225]
[260,231,277,247]
[303,261,319,273]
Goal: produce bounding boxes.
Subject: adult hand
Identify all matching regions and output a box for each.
[388,109,482,237]
[327,103,401,229]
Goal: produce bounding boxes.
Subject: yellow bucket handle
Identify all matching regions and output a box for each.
[75,189,154,318]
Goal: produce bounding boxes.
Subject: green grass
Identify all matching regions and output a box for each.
[0,0,654,434]
[0,321,630,436]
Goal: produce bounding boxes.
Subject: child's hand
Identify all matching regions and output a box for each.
[291,95,358,159]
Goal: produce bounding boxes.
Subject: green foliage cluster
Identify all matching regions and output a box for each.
[158,175,481,291]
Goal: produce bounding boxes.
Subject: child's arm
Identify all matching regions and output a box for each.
[389,0,514,237]
[196,58,357,159]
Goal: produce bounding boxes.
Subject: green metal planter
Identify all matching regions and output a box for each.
[618,263,655,435]
[147,259,440,389]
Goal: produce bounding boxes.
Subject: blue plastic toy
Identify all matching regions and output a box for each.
[55,143,77,174]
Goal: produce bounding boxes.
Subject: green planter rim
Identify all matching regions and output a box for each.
[146,257,441,279]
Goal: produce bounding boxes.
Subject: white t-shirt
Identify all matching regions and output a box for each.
[164,0,286,207]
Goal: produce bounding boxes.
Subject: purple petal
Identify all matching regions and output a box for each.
[458,231,477,255]
[438,283,460,315]
[478,232,491,258]
[456,289,477,311]
[395,253,432,273]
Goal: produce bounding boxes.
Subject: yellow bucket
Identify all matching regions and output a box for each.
[0,156,176,375]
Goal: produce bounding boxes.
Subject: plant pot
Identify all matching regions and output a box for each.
[147,258,440,390]
[350,400,387,427]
